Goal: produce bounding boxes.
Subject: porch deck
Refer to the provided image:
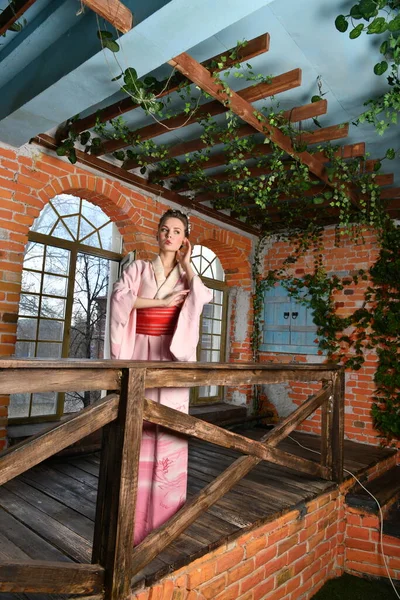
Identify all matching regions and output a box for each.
[0,428,394,597]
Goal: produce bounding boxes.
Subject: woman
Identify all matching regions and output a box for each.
[110,209,212,544]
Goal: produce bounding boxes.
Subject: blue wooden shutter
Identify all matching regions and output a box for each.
[260,282,320,354]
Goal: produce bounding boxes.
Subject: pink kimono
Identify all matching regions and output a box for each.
[110,256,212,544]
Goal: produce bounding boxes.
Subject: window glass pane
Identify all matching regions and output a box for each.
[42,274,68,297]
[24,242,44,271]
[44,246,70,275]
[203,265,214,278]
[15,341,35,357]
[210,320,222,335]
[202,304,213,318]
[200,349,212,361]
[201,334,212,349]
[22,270,42,294]
[211,304,222,320]
[8,393,30,418]
[198,385,218,397]
[211,351,220,362]
[19,294,39,317]
[36,342,62,358]
[32,205,57,235]
[51,195,80,216]
[78,215,95,242]
[213,290,223,304]
[38,319,64,341]
[62,215,79,240]
[81,232,101,248]
[212,335,221,350]
[69,253,110,359]
[41,297,66,319]
[99,221,121,251]
[17,318,37,340]
[31,392,57,416]
[82,199,109,228]
[52,220,73,241]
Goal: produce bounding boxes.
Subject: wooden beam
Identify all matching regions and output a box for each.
[0,0,36,36]
[93,369,144,600]
[0,394,119,486]
[168,52,364,208]
[0,561,104,594]
[99,69,302,155]
[144,399,328,478]
[68,34,270,136]
[32,135,260,236]
[313,142,365,161]
[123,99,328,171]
[81,0,132,33]
[130,383,333,575]
[380,186,400,199]
[159,123,350,180]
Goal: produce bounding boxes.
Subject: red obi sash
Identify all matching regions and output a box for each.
[136,306,180,336]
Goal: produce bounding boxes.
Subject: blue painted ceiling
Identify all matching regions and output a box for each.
[0,0,398,190]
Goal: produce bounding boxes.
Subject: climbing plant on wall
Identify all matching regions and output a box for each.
[253,220,400,442]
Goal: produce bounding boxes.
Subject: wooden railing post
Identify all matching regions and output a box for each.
[331,369,345,483]
[320,379,334,477]
[92,367,145,600]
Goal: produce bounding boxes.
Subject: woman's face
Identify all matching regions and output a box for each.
[158,217,186,252]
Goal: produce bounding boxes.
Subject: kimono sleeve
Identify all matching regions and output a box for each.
[110,261,142,359]
[169,275,213,362]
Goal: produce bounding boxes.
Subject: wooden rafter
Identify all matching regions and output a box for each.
[123,99,328,171]
[0,0,36,36]
[66,34,270,137]
[167,52,365,208]
[159,123,350,180]
[81,0,132,33]
[99,68,302,156]
[32,134,260,236]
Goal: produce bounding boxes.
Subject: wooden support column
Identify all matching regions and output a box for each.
[331,369,345,483]
[92,368,145,600]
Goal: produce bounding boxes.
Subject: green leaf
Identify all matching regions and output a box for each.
[374,60,388,75]
[56,146,67,157]
[313,197,325,205]
[373,160,382,171]
[350,5,363,19]
[311,95,322,103]
[367,17,387,34]
[350,24,364,39]
[113,151,125,161]
[388,16,400,32]
[385,148,396,160]
[97,30,113,40]
[140,166,147,175]
[358,0,378,20]
[68,149,77,165]
[111,73,123,82]
[335,15,348,32]
[380,40,388,55]
[80,131,91,146]
[143,76,158,89]
[103,39,120,53]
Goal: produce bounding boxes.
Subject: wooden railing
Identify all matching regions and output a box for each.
[0,359,345,600]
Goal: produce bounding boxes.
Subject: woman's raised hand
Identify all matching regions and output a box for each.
[163,289,189,307]
[176,238,192,270]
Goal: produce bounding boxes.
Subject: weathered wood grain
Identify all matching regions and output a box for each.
[144,399,328,478]
[93,368,145,600]
[0,394,119,486]
[0,368,120,394]
[81,0,132,33]
[0,561,104,594]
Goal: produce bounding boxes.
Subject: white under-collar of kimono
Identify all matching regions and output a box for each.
[151,255,184,300]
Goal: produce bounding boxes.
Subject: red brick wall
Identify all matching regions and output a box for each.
[260,228,386,447]
[131,491,343,600]
[0,144,253,448]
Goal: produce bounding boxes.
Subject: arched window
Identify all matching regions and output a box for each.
[191,245,227,404]
[10,194,123,422]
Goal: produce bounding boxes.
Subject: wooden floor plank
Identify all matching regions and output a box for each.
[0,427,395,595]
[0,487,91,562]
[3,479,94,542]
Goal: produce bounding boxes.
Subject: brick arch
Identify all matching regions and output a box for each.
[194,236,252,289]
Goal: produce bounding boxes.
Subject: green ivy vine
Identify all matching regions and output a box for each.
[335,0,400,136]
[253,220,400,442]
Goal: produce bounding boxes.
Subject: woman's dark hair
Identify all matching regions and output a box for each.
[158,209,190,237]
